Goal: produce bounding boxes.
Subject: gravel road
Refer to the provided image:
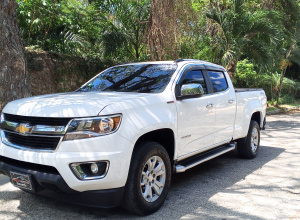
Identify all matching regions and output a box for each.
[1,113,300,220]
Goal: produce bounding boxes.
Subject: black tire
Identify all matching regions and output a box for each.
[121,142,172,216]
[237,120,260,159]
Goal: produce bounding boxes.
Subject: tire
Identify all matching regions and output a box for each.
[237,120,260,159]
[121,142,172,216]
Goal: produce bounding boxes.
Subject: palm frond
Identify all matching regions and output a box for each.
[243,40,272,69]
[221,50,235,66]
[64,31,85,46]
[294,29,300,44]
[244,20,280,44]
[282,77,297,91]
[102,28,128,58]
[233,0,244,14]
[289,49,300,66]
[271,72,282,90]
[206,9,226,26]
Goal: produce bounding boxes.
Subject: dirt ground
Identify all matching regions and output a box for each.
[0,112,300,220]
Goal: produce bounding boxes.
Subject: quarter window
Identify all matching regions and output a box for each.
[181,70,207,94]
[208,71,228,92]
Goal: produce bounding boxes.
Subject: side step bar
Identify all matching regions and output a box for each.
[175,143,235,173]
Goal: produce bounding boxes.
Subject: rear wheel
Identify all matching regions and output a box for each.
[237,120,260,159]
[122,142,171,216]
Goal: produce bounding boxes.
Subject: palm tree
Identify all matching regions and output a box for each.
[260,73,280,105]
[261,72,298,105]
[101,0,150,60]
[206,0,279,78]
[276,29,300,106]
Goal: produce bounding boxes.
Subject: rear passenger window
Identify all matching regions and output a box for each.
[181,70,207,94]
[208,71,228,93]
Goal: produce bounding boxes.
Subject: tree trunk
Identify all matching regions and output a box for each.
[27,0,37,45]
[270,60,274,105]
[43,0,56,50]
[0,0,32,111]
[147,0,177,60]
[276,67,287,107]
[134,25,140,60]
[270,83,274,105]
[225,59,238,78]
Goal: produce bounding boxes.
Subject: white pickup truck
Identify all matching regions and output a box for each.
[0,59,267,215]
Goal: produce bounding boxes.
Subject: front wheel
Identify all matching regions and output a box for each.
[237,120,260,159]
[121,142,171,216]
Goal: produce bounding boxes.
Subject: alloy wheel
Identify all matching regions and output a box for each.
[251,128,259,153]
[140,156,166,202]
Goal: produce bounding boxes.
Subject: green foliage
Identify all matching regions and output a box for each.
[101,0,150,60]
[233,59,300,104]
[14,0,300,105]
[278,94,297,105]
[232,59,259,87]
[17,0,109,56]
[206,0,280,70]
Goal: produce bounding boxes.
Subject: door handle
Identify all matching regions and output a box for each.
[228,99,235,104]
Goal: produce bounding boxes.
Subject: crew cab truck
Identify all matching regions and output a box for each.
[0,59,267,215]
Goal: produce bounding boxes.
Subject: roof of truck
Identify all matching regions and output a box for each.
[116,59,226,71]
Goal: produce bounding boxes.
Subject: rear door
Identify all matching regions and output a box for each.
[175,65,216,158]
[206,69,236,145]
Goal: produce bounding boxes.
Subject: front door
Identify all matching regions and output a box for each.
[175,67,216,158]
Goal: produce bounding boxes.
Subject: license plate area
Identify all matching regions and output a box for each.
[10,171,33,191]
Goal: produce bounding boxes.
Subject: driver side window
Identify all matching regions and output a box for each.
[181,70,207,94]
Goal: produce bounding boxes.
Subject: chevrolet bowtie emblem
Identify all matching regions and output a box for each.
[16,124,32,134]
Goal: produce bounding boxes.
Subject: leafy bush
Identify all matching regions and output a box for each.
[233,59,300,105]
[278,94,296,105]
[232,59,262,88]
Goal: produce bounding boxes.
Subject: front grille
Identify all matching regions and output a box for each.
[3,113,72,126]
[0,156,60,175]
[4,131,61,151]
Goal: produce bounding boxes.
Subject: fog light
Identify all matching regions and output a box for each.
[70,161,109,180]
[91,163,98,174]
[70,163,86,180]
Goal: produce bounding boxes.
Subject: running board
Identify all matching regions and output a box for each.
[175,143,235,173]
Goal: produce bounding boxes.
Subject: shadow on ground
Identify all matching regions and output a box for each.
[0,144,285,220]
[0,174,9,186]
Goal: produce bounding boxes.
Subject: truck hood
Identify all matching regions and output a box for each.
[2,92,152,117]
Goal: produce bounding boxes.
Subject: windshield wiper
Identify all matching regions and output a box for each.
[76,88,84,92]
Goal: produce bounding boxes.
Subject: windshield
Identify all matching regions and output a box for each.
[78,64,178,93]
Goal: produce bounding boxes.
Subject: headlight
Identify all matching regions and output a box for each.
[64,114,122,141]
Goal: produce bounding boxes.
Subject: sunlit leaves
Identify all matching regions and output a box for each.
[206,0,281,74]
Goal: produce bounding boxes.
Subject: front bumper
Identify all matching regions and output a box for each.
[0,132,133,192]
[0,155,124,207]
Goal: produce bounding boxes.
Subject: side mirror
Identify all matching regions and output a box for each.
[176,84,204,101]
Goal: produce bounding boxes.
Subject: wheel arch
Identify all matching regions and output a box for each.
[133,128,175,163]
[251,111,261,128]
[235,111,262,144]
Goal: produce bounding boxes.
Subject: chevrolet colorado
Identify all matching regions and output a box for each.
[0,59,267,215]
